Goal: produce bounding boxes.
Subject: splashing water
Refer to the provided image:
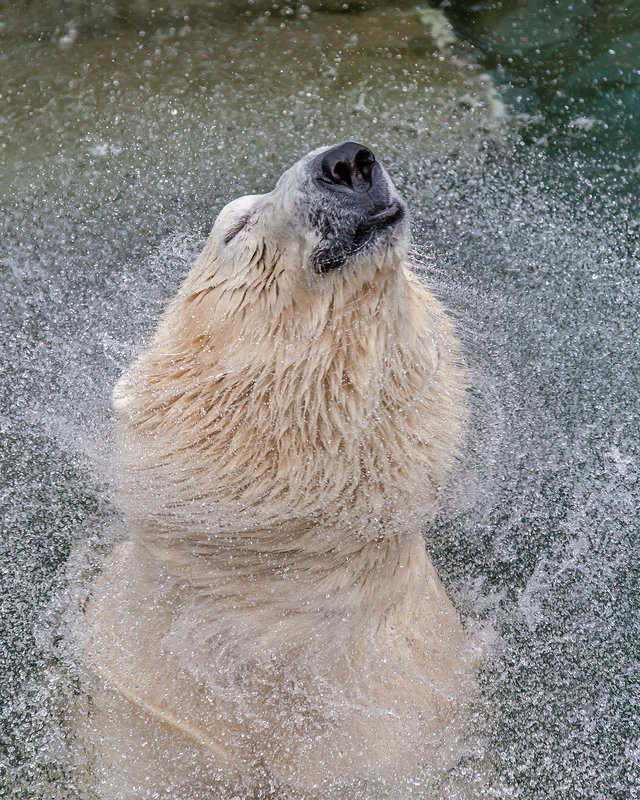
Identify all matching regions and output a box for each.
[1,3,638,798]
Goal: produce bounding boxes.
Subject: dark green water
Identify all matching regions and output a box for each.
[442,0,640,168]
[1,2,638,798]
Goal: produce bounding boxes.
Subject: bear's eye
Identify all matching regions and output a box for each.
[224,214,250,244]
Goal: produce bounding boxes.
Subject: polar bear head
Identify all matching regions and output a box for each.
[198,142,409,306]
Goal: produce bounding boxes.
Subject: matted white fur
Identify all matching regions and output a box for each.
[85,145,475,799]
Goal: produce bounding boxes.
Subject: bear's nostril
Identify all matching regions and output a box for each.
[354,148,375,182]
[326,159,353,187]
[320,142,376,192]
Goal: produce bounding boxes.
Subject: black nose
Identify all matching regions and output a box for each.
[321,142,376,192]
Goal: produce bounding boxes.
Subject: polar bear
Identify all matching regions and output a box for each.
[85,142,474,799]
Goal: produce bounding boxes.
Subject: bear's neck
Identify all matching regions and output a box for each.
[115,261,465,577]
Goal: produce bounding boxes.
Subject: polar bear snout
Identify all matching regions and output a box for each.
[319,141,376,193]
[304,142,408,275]
[314,142,405,225]
[315,141,395,212]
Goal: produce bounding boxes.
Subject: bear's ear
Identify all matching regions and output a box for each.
[223,213,250,245]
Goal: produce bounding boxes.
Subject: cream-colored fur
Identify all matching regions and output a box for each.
[86,147,474,798]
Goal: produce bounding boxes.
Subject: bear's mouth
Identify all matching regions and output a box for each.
[362,200,405,231]
[310,201,405,275]
[349,200,405,250]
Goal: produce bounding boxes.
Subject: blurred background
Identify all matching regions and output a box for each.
[1,1,638,798]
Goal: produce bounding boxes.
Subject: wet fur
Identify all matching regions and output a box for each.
[86,148,474,798]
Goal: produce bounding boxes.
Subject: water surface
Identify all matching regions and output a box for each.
[1,3,638,798]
